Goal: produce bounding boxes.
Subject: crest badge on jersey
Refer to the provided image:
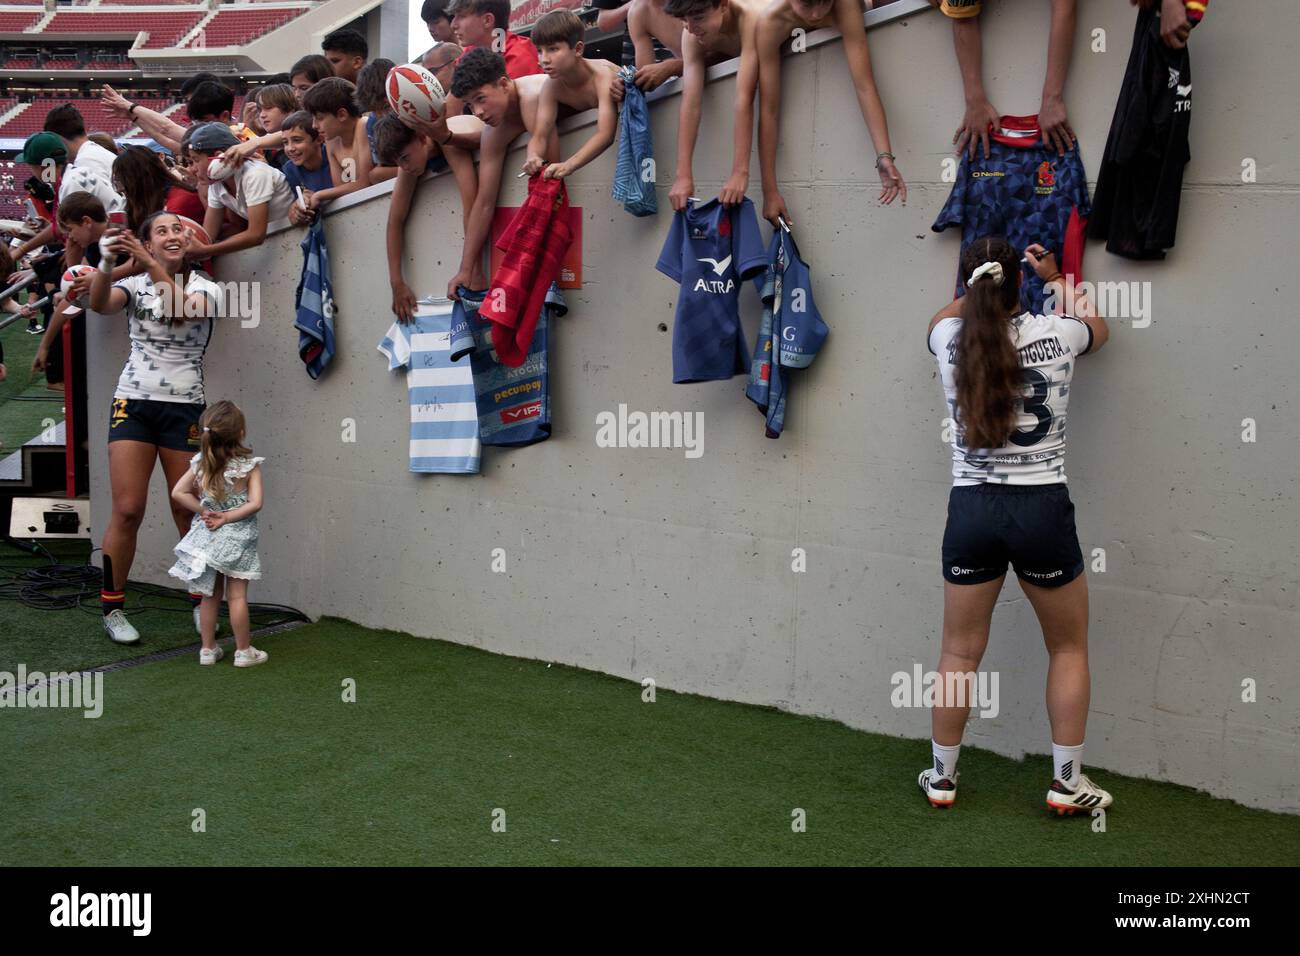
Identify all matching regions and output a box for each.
[1035,160,1056,195]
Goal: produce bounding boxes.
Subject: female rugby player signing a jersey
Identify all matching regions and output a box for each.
[88,212,226,646]
[920,236,1110,815]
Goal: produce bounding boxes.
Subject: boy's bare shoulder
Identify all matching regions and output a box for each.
[588,57,622,84]
[761,0,796,23]
[516,73,549,100]
[734,0,771,27]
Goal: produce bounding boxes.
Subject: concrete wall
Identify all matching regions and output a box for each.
[86,0,1300,812]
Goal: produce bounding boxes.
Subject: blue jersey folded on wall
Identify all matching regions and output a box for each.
[449,284,568,447]
[745,228,828,438]
[294,217,336,380]
[656,197,767,384]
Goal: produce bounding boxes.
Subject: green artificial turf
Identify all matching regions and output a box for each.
[0,316,63,455]
[0,540,301,674]
[2,615,1296,867]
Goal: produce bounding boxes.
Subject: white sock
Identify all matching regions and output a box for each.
[931,740,961,780]
[1053,742,1085,788]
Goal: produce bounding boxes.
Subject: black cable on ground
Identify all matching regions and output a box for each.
[0,536,310,626]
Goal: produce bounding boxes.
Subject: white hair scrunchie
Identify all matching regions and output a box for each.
[967,261,1005,287]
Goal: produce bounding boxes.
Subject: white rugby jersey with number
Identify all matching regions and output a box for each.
[929,311,1093,485]
[111,271,225,404]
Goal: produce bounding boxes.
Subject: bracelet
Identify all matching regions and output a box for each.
[440,128,453,146]
[1044,272,1064,284]
[875,151,895,169]
[128,103,138,119]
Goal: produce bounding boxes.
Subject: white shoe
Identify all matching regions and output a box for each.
[193,605,221,637]
[102,609,140,645]
[1046,773,1113,815]
[233,646,268,668]
[199,645,224,666]
[918,768,958,808]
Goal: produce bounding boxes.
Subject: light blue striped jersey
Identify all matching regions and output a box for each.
[378,300,482,474]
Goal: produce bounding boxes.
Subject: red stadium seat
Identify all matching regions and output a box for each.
[0,96,174,139]
[42,11,206,49]
[187,7,308,48]
[0,11,43,31]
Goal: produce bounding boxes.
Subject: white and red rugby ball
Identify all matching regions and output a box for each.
[175,215,211,249]
[386,64,447,126]
[206,153,238,182]
[60,263,96,307]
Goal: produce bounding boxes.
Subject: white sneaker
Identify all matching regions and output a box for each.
[918,768,958,808]
[102,609,140,645]
[1046,773,1113,816]
[193,605,221,637]
[233,646,268,668]
[199,645,224,666]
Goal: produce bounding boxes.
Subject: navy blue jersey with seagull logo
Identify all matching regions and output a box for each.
[656,197,767,383]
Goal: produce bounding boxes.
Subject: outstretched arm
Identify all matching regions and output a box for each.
[670,31,706,211]
[87,235,130,314]
[103,86,185,153]
[1039,0,1077,155]
[522,82,560,176]
[720,19,760,206]
[544,76,619,179]
[836,0,904,204]
[756,13,787,226]
[950,15,997,160]
[387,167,418,322]
[192,203,270,259]
[450,129,508,297]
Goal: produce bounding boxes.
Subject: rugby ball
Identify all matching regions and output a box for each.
[175,215,211,249]
[207,153,238,182]
[60,264,96,308]
[386,64,446,127]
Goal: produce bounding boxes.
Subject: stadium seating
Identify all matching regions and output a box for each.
[0,96,173,138]
[187,6,308,48]
[42,11,207,49]
[0,11,43,32]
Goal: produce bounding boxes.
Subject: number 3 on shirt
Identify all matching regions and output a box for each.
[1010,368,1053,447]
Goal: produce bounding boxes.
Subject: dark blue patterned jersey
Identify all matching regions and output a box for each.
[932,115,1091,313]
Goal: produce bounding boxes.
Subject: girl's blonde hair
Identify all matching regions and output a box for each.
[197,400,253,500]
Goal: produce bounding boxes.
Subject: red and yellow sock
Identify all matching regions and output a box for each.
[100,590,125,615]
